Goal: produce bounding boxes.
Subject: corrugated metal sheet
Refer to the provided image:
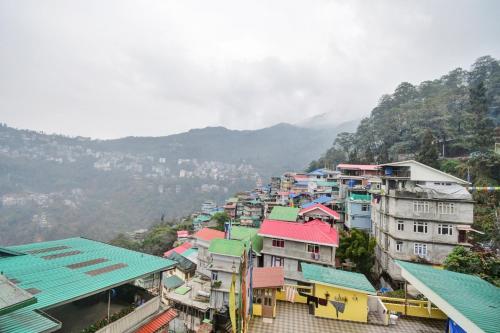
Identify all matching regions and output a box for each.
[0,237,175,333]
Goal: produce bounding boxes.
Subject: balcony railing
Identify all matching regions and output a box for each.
[95,296,161,333]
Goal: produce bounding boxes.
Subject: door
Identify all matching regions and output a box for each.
[262,289,275,318]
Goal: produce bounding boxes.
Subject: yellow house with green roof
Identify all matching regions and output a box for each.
[301,263,381,323]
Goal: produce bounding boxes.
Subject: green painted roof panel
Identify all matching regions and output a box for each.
[163,275,184,289]
[0,237,175,333]
[268,207,300,222]
[230,226,263,254]
[209,239,244,257]
[301,263,376,294]
[396,260,500,333]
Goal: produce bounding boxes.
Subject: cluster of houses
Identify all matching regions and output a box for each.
[160,160,481,331]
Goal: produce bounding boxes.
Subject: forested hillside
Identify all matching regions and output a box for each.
[309,55,500,169]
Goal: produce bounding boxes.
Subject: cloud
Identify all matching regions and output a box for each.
[0,0,499,138]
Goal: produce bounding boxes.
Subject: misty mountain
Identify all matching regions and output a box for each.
[0,121,344,245]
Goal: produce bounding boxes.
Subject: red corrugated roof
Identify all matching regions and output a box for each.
[337,164,379,171]
[193,227,225,242]
[299,203,340,220]
[253,267,284,288]
[163,242,192,257]
[258,219,339,247]
[135,308,177,333]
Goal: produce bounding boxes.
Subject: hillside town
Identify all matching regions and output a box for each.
[1,160,498,333]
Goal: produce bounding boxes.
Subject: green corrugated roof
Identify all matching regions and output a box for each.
[166,252,196,272]
[174,286,191,295]
[301,263,376,294]
[397,260,500,333]
[163,275,184,289]
[0,275,37,316]
[0,237,175,333]
[268,206,300,222]
[209,239,244,257]
[230,226,263,255]
[194,215,211,223]
[348,194,371,201]
[316,181,338,187]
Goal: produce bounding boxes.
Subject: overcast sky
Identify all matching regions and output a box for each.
[1,0,499,139]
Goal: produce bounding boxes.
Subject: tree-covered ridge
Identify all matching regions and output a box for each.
[309,55,499,170]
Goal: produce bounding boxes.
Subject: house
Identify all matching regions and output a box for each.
[345,193,372,231]
[201,200,217,214]
[0,237,176,333]
[192,228,225,277]
[258,219,339,284]
[372,160,475,285]
[268,206,300,222]
[251,267,285,320]
[164,251,197,281]
[298,203,340,225]
[223,197,238,219]
[301,263,380,324]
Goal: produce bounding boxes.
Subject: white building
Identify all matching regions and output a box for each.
[371,160,475,286]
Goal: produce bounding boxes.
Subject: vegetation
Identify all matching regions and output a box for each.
[109,217,193,256]
[336,229,376,276]
[444,246,500,287]
[308,55,500,169]
[212,212,230,231]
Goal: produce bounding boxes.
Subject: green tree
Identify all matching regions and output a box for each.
[336,229,376,276]
[468,81,495,151]
[212,212,229,231]
[444,246,483,274]
[416,130,439,168]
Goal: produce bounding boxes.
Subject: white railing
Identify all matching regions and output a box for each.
[96,296,161,333]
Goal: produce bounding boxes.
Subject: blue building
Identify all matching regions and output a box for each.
[344,193,372,231]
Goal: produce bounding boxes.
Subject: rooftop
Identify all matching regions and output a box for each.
[230,226,263,255]
[348,193,372,202]
[252,267,284,289]
[337,164,379,171]
[299,203,340,220]
[135,308,177,333]
[0,237,175,333]
[301,263,376,294]
[208,239,245,257]
[259,219,339,247]
[193,228,225,242]
[268,206,300,222]
[397,260,500,333]
[163,242,192,257]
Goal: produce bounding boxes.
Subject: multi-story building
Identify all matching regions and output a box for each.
[192,227,225,277]
[258,219,339,283]
[345,193,372,231]
[371,160,474,285]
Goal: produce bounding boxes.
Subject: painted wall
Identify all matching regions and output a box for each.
[379,297,447,320]
[345,200,371,230]
[313,283,369,323]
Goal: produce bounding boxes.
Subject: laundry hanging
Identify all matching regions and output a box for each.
[330,300,346,318]
[285,285,297,302]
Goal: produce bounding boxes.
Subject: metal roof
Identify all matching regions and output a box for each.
[268,206,300,222]
[208,239,245,257]
[397,260,500,333]
[0,237,175,333]
[301,263,376,294]
[230,226,263,255]
[0,275,37,316]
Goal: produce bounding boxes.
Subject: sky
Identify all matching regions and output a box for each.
[1,0,500,139]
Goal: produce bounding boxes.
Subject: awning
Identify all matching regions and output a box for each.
[456,225,485,234]
[135,308,177,333]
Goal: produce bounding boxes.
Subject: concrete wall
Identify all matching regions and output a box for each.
[262,237,335,266]
[313,283,369,323]
[345,200,371,230]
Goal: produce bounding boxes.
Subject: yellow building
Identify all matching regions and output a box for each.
[301,263,377,323]
[252,267,284,320]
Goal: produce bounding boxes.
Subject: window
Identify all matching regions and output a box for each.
[438,224,453,235]
[271,256,284,267]
[272,238,285,248]
[413,201,430,213]
[438,202,455,215]
[397,221,404,231]
[211,271,218,281]
[413,221,428,233]
[306,244,320,253]
[361,204,370,212]
[396,241,403,252]
[414,243,427,256]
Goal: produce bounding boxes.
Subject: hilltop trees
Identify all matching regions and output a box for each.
[469,81,495,151]
[416,130,439,169]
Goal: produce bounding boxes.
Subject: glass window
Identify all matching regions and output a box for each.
[272,238,285,248]
[361,204,370,211]
[438,202,455,214]
[397,221,404,231]
[438,224,453,235]
[306,244,320,253]
[271,256,284,267]
[414,243,427,256]
[413,201,430,213]
[211,271,218,281]
[413,221,428,233]
[396,241,403,252]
